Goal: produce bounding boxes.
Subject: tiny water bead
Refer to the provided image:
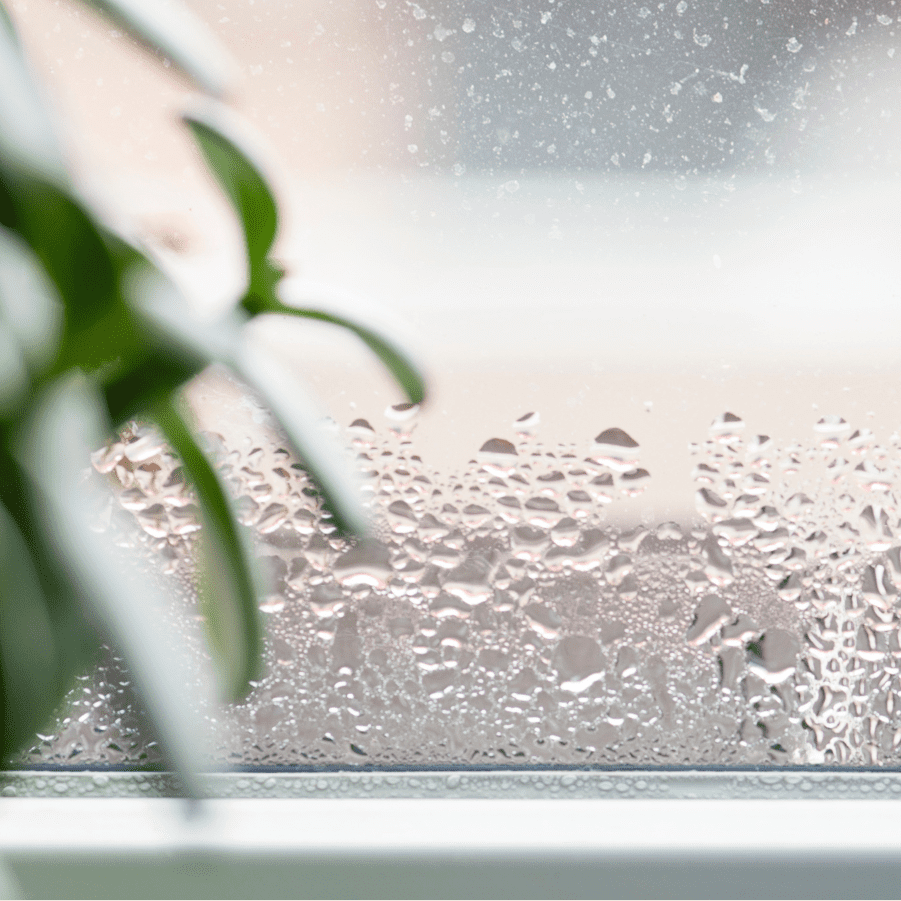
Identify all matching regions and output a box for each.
[22,408,901,768]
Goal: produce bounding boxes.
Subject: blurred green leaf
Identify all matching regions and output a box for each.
[0,444,100,726]
[80,0,235,97]
[248,280,428,406]
[103,349,200,426]
[101,262,217,424]
[0,226,62,376]
[153,393,263,700]
[183,104,281,298]
[0,319,28,419]
[18,375,216,796]
[0,174,142,382]
[0,498,60,760]
[0,21,66,184]
[235,340,369,538]
[0,2,18,46]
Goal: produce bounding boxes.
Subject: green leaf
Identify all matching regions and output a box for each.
[248,279,428,405]
[234,340,370,538]
[80,0,236,98]
[131,263,368,538]
[182,103,280,297]
[0,318,28,419]
[126,260,245,365]
[0,22,66,184]
[0,2,19,46]
[0,175,132,381]
[153,392,263,700]
[99,261,215,424]
[0,497,60,759]
[0,225,62,376]
[17,374,217,797]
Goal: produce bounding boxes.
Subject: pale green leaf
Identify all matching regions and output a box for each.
[0,20,66,182]
[0,1,18,46]
[0,225,62,375]
[81,0,236,97]
[17,375,217,797]
[261,278,428,405]
[235,339,369,537]
[153,392,263,700]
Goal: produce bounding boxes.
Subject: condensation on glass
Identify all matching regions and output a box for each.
[13,393,901,768]
[11,0,901,768]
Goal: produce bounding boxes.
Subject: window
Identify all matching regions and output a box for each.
[10,0,901,773]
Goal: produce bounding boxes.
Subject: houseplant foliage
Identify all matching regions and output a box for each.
[0,0,425,794]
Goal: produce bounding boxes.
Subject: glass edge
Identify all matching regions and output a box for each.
[3,768,901,799]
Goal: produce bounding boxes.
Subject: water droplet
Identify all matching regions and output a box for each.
[686,594,732,646]
[443,556,495,605]
[814,415,850,436]
[696,487,729,521]
[478,438,518,476]
[590,428,640,471]
[709,412,745,442]
[605,554,633,586]
[523,603,562,639]
[513,411,540,435]
[721,615,760,647]
[619,468,651,496]
[747,630,799,684]
[553,636,605,693]
[862,564,897,611]
[387,500,418,533]
[122,429,165,463]
[334,542,392,589]
[656,522,683,541]
[704,540,735,587]
[524,496,564,528]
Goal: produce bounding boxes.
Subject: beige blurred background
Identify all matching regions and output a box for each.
[8,0,901,522]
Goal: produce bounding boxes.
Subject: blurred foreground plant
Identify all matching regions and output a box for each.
[0,0,425,794]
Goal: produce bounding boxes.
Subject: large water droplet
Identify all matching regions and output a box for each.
[478,438,518,476]
[553,636,605,693]
[590,428,640,472]
[334,542,392,589]
[747,630,799,684]
[686,594,732,646]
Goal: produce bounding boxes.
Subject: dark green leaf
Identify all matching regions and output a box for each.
[102,349,200,427]
[17,375,216,797]
[247,280,428,405]
[80,0,235,97]
[0,443,100,740]
[235,340,369,538]
[153,392,263,700]
[182,104,280,296]
[0,174,135,382]
[0,498,60,759]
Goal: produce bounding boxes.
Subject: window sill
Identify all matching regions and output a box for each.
[2,771,901,899]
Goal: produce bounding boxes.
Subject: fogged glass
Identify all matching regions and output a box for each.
[13,0,901,768]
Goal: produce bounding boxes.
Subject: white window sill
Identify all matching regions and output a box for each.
[1,771,900,898]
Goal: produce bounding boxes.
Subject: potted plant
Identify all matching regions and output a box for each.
[0,0,425,796]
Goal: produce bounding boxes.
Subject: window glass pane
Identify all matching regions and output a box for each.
[10,0,901,769]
